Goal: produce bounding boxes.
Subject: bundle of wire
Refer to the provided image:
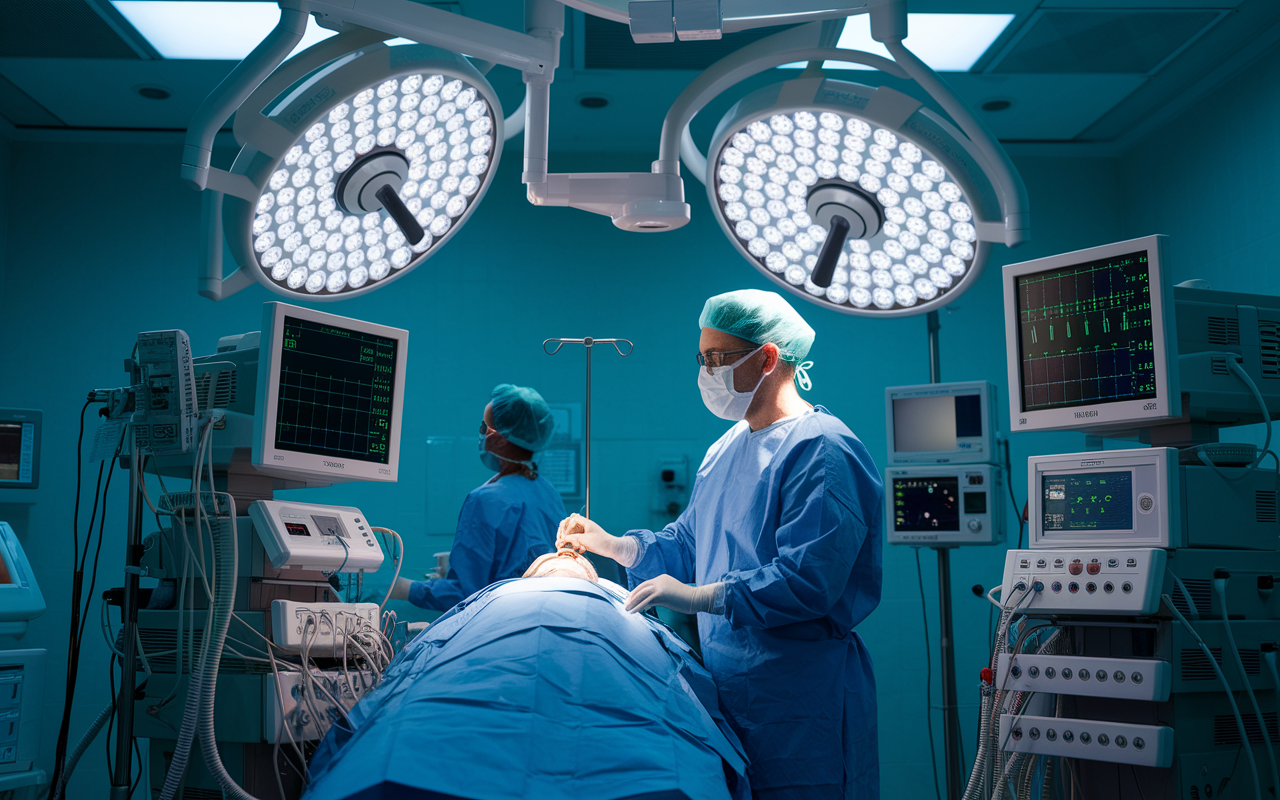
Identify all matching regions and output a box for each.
[56,415,403,800]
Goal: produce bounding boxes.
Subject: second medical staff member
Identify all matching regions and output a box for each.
[393,384,566,610]
[558,290,883,800]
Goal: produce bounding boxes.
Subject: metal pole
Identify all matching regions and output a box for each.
[542,337,633,520]
[109,451,144,798]
[584,338,593,518]
[926,309,964,800]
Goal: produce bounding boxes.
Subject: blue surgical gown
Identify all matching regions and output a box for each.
[627,406,883,800]
[305,578,750,800]
[408,473,566,611]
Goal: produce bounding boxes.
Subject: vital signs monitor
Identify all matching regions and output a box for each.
[253,303,408,484]
[0,410,40,490]
[1003,235,1181,433]
[886,382,997,465]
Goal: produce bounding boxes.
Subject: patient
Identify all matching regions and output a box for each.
[522,547,599,581]
[303,562,749,800]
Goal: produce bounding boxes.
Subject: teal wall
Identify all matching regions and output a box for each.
[0,37,1277,796]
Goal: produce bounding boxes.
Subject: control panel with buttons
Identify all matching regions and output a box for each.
[1000,549,1167,615]
[885,463,1004,547]
[249,500,385,572]
[998,714,1173,768]
[996,653,1171,701]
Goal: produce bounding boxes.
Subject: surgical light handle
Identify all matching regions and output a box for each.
[542,337,634,518]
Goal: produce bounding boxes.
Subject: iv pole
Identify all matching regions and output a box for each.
[926,309,964,800]
[542,337,633,517]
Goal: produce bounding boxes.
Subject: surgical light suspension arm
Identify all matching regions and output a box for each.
[873,7,1028,246]
[658,20,907,177]
[181,6,307,192]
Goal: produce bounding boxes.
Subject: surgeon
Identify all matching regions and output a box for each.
[558,289,883,800]
[392,384,566,610]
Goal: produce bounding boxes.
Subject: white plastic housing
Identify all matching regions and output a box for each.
[264,667,374,742]
[885,381,997,465]
[1029,447,1180,549]
[999,714,1173,768]
[1001,548,1168,616]
[996,653,1171,702]
[1004,235,1181,433]
[0,649,45,773]
[249,500,385,572]
[885,463,1004,547]
[270,600,380,656]
[219,41,504,300]
[133,330,198,456]
[253,302,408,485]
[706,78,1002,317]
[0,522,45,639]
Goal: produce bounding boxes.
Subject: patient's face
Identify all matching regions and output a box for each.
[523,550,599,582]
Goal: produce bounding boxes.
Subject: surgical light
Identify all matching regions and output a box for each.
[707,80,989,313]
[665,16,1029,317]
[191,31,503,299]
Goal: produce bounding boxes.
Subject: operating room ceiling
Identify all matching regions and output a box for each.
[0,0,1277,152]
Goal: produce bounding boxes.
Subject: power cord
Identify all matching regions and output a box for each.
[915,548,942,800]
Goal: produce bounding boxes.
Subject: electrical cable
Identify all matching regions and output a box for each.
[1216,577,1278,797]
[1165,593,1261,800]
[1003,437,1024,549]
[372,527,404,613]
[50,401,106,795]
[914,547,942,800]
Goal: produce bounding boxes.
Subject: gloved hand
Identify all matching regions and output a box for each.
[389,576,415,602]
[624,574,724,615]
[557,514,640,568]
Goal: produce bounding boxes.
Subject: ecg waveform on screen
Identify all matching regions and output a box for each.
[1017,251,1155,412]
[275,317,397,464]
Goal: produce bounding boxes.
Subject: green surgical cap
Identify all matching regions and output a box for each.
[491,384,556,452]
[698,289,815,364]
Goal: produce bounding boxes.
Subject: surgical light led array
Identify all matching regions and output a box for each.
[182,2,1027,310]
[250,72,496,295]
[712,110,976,311]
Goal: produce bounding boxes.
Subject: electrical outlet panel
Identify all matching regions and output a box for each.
[264,668,374,742]
[1000,548,1167,615]
[998,714,1174,768]
[996,654,1171,702]
[270,601,379,656]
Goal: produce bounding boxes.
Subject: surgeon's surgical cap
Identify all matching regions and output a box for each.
[698,289,816,364]
[491,384,556,452]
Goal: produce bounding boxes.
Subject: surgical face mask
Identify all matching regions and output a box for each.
[697,344,771,421]
[479,423,534,473]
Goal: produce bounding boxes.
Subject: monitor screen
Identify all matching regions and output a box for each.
[273,315,399,466]
[892,476,960,532]
[0,416,37,488]
[1015,250,1156,413]
[1041,471,1134,532]
[255,303,408,485]
[892,393,984,453]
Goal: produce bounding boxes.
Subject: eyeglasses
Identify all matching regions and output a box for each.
[480,420,497,435]
[695,347,757,369]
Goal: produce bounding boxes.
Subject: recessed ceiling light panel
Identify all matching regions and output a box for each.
[222,42,503,299]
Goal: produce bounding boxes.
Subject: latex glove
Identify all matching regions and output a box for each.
[389,576,415,602]
[625,574,724,615]
[557,514,639,567]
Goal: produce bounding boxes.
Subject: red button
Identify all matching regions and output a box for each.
[1086,562,1101,575]
[1068,561,1084,576]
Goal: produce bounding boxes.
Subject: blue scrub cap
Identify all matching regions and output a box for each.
[490,384,556,452]
[698,289,815,364]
